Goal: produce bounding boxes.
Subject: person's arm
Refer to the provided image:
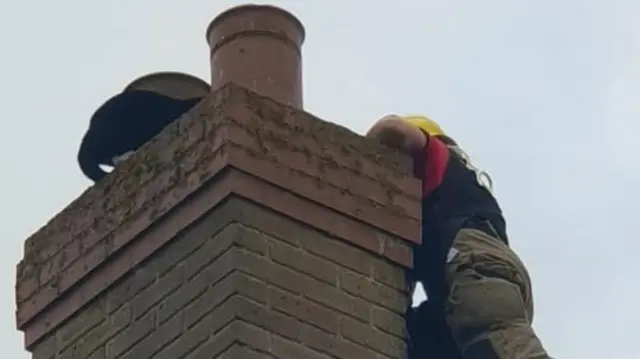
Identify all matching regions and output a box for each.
[365,115,427,154]
[366,115,450,195]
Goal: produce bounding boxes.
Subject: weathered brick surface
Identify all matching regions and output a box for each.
[16,85,420,341]
[16,85,420,346]
[30,197,409,359]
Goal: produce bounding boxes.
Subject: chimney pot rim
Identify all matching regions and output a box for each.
[123,71,210,97]
[205,4,305,44]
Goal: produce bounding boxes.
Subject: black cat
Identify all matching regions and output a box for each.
[78,90,202,182]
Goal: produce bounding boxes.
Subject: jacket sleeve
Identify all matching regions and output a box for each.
[414,133,450,196]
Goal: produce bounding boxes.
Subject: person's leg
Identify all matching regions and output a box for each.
[444,228,551,359]
[407,301,462,359]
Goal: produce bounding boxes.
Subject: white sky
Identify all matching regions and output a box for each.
[1,1,639,358]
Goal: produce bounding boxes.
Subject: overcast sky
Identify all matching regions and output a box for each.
[1,1,638,358]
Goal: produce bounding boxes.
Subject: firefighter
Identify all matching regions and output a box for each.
[366,115,551,359]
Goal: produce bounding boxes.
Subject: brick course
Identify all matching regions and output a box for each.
[31,197,409,359]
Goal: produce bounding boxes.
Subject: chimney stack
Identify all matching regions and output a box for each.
[206,4,305,108]
[17,5,421,359]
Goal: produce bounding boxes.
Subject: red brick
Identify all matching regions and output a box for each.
[106,309,156,358]
[158,249,234,325]
[258,250,372,322]
[298,230,373,275]
[156,222,269,324]
[156,296,239,359]
[228,247,271,282]
[226,198,308,248]
[268,236,338,285]
[56,298,106,351]
[218,345,268,359]
[268,286,340,334]
[144,202,239,279]
[15,274,38,308]
[371,260,408,292]
[110,303,133,336]
[270,335,330,359]
[299,321,383,359]
[184,222,254,279]
[234,295,301,341]
[86,347,105,359]
[180,323,232,358]
[183,270,268,328]
[57,300,133,359]
[119,312,184,359]
[107,272,157,314]
[152,319,208,359]
[382,237,414,269]
[186,320,271,359]
[37,239,82,295]
[32,334,56,359]
[182,223,243,281]
[57,321,108,359]
[233,224,270,255]
[339,316,406,358]
[339,269,408,314]
[130,263,184,319]
[372,306,407,339]
[228,321,272,353]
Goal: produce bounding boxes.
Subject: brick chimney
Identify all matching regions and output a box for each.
[16,4,421,359]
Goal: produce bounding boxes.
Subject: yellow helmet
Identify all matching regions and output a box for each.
[401,115,446,137]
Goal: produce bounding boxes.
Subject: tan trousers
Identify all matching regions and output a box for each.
[444,228,550,359]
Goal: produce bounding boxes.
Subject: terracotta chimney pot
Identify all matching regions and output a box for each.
[206,4,305,108]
